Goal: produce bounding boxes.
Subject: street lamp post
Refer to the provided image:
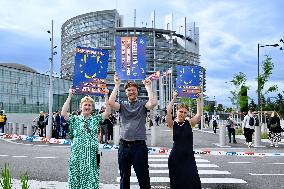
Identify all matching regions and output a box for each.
[47,20,57,138]
[257,43,279,125]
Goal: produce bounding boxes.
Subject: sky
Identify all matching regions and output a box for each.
[0,0,284,107]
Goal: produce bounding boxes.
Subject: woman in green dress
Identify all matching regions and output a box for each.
[61,88,110,189]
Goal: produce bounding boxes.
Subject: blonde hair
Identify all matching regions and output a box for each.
[271,111,280,118]
[176,103,190,111]
[80,96,94,106]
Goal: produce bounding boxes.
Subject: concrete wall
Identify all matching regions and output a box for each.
[6,113,38,125]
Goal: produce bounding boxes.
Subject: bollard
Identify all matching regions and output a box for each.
[261,123,266,133]
[8,122,12,134]
[254,125,262,147]
[219,125,226,146]
[151,125,156,146]
[114,123,120,146]
[27,123,33,136]
[19,123,24,135]
[4,123,7,133]
[12,123,17,134]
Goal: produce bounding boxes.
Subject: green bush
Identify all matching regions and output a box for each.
[235,127,243,135]
[261,132,269,139]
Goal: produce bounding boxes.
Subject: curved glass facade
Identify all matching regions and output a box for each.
[0,64,81,113]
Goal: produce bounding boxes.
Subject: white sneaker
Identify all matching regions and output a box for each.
[275,144,279,148]
[270,143,274,147]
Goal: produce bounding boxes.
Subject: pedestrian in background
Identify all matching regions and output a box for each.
[61,87,110,189]
[107,113,115,142]
[0,110,7,133]
[242,110,255,148]
[212,116,218,134]
[109,74,157,189]
[267,111,282,147]
[166,91,202,189]
[226,114,237,143]
[33,111,45,137]
[99,106,109,144]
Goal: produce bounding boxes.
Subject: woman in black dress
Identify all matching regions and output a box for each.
[166,91,202,189]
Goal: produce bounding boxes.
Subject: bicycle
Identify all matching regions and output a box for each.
[32,124,40,136]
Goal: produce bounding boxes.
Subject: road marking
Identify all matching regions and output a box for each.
[0,155,9,157]
[162,130,171,132]
[23,144,33,146]
[116,177,246,183]
[250,173,284,176]
[34,157,56,159]
[35,145,48,147]
[148,154,201,158]
[228,162,253,164]
[149,164,218,168]
[270,163,284,165]
[148,158,209,163]
[12,156,27,158]
[201,178,247,183]
[118,169,231,175]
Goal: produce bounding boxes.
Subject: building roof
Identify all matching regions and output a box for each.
[0,63,38,73]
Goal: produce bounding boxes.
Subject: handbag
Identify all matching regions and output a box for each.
[96,152,102,167]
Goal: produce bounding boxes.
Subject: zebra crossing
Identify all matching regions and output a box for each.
[116,154,247,187]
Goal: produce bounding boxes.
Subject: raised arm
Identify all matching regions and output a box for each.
[102,89,111,120]
[109,74,121,111]
[189,95,202,127]
[61,87,75,121]
[166,91,178,129]
[144,78,157,110]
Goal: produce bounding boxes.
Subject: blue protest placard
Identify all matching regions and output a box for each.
[73,47,109,96]
[176,65,201,98]
[115,36,146,80]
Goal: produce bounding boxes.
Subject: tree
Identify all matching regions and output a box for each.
[228,72,249,111]
[257,55,278,110]
[248,99,257,111]
[216,104,224,112]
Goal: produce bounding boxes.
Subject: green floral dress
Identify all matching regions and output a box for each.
[68,114,102,189]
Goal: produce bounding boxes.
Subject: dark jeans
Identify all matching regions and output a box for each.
[228,128,236,143]
[0,123,5,133]
[213,125,217,133]
[100,124,108,143]
[107,124,113,141]
[244,128,254,143]
[118,140,151,189]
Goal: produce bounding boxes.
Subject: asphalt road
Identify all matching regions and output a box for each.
[1,126,284,189]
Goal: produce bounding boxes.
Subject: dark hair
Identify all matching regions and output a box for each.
[124,81,139,90]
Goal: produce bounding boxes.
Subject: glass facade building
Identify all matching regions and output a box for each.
[61,9,202,109]
[0,63,82,113]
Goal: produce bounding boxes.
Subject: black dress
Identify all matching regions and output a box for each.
[168,120,201,189]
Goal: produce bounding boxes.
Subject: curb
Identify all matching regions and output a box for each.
[1,133,284,157]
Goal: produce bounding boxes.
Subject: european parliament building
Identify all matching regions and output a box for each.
[61,9,201,109]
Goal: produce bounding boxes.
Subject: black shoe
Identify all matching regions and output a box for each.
[233,141,237,144]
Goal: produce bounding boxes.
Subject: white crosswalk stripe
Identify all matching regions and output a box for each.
[116,154,247,186]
